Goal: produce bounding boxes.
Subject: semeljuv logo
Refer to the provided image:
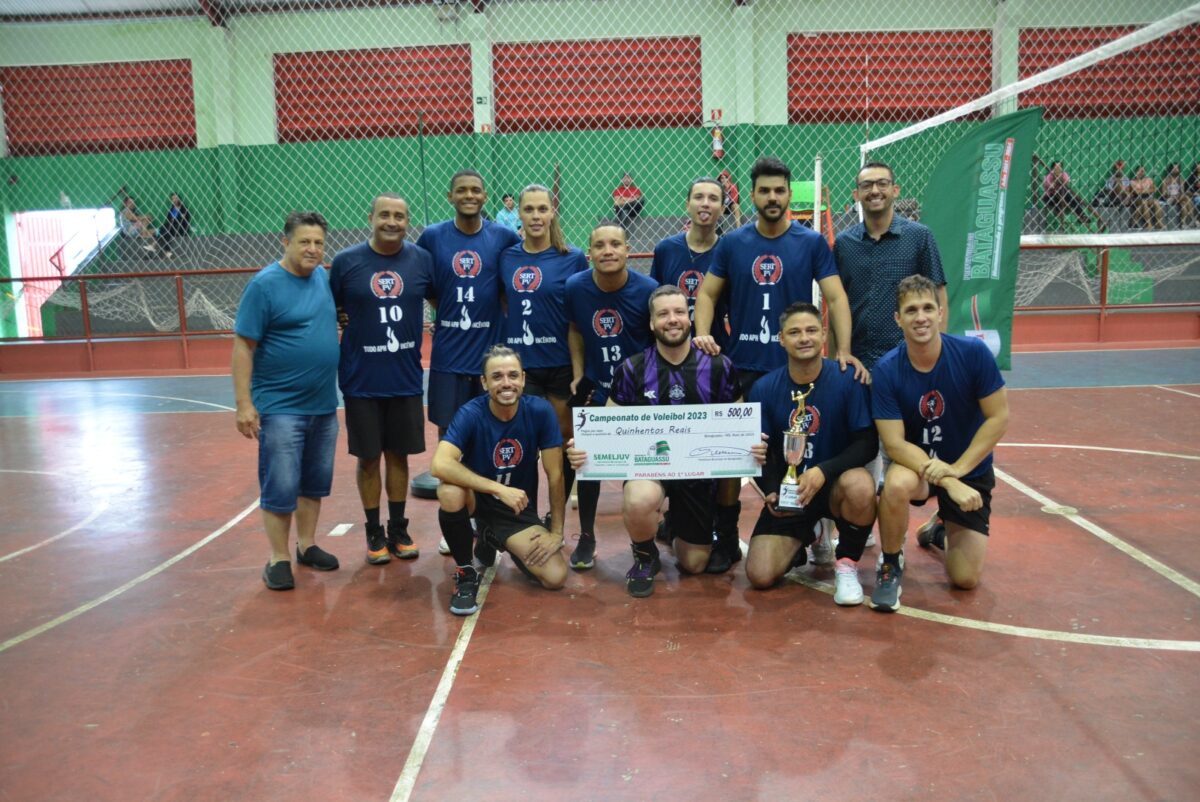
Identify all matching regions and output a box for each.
[634,440,671,465]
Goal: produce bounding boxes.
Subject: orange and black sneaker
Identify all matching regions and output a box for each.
[365,523,391,565]
[387,518,420,560]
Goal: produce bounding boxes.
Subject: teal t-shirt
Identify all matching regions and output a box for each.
[234,262,340,415]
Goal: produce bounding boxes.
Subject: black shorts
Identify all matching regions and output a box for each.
[343,395,426,460]
[735,368,766,400]
[427,369,485,429]
[524,365,573,400]
[474,493,543,545]
[750,482,834,543]
[911,467,995,536]
[631,478,715,546]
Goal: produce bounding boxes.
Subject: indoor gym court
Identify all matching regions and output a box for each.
[0,346,1197,802]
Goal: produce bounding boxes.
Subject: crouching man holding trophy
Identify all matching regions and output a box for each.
[744,302,880,605]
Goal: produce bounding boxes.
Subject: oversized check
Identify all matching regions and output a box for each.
[573,403,762,480]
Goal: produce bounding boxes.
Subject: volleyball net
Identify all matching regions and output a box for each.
[0,0,1197,336]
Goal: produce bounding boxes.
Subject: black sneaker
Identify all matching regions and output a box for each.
[789,545,808,570]
[365,524,390,565]
[474,527,498,568]
[705,529,742,574]
[296,544,339,571]
[570,533,596,570]
[655,517,674,545]
[262,560,295,590]
[387,518,419,560]
[626,545,661,598]
[869,558,904,612]
[541,511,552,530]
[450,566,481,616]
[917,518,946,550]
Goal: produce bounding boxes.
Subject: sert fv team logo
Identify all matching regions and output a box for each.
[493,438,524,469]
[513,266,543,293]
[918,390,945,421]
[370,271,403,298]
[788,404,821,435]
[592,309,623,338]
[678,270,704,298]
[452,250,483,278]
[751,255,783,285]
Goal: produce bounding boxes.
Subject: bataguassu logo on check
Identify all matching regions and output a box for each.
[592,309,623,337]
[370,271,403,298]
[492,438,524,469]
[512,266,542,293]
[634,440,671,465]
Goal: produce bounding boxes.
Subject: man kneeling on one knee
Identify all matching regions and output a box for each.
[744,302,879,605]
[869,275,1009,612]
[431,346,569,616]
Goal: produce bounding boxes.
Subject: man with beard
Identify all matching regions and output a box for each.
[566,286,765,598]
[431,346,568,615]
[329,195,433,565]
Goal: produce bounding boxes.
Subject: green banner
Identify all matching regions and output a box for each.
[920,107,1043,370]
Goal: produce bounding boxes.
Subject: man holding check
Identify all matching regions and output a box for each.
[567,285,764,598]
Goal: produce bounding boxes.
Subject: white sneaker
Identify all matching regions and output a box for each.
[810,520,834,565]
[833,558,864,606]
[438,536,451,555]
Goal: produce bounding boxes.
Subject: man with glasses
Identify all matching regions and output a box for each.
[833,161,947,371]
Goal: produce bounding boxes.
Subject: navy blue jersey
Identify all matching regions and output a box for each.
[871,335,1005,480]
[416,220,521,374]
[749,359,874,494]
[564,269,658,404]
[443,394,563,496]
[329,241,434,398]
[611,345,738,406]
[710,222,838,372]
[499,243,588,369]
[649,232,729,350]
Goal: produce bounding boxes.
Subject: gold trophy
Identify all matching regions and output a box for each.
[777,384,814,511]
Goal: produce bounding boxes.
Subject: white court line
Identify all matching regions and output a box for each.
[994,467,1200,600]
[0,389,235,412]
[0,469,62,476]
[1000,443,1200,461]
[1006,383,1198,392]
[0,498,259,655]
[1155,384,1200,399]
[389,564,499,802]
[0,498,110,563]
[787,574,1200,652]
[327,524,353,537]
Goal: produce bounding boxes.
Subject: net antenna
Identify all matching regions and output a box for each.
[859,3,1200,248]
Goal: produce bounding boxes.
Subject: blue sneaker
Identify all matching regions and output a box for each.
[869,556,903,612]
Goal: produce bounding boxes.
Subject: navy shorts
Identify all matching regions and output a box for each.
[474,493,543,545]
[427,369,485,429]
[912,467,995,536]
[750,483,834,543]
[343,395,425,459]
[524,365,573,400]
[258,412,338,513]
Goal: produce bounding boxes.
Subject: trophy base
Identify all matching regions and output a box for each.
[778,484,804,512]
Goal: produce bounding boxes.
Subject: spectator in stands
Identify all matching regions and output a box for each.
[1042,161,1093,231]
[1130,165,1165,230]
[120,196,159,253]
[718,169,743,233]
[611,172,644,229]
[1092,161,1131,208]
[495,193,521,235]
[1186,162,1200,210]
[158,193,190,256]
[1160,162,1195,229]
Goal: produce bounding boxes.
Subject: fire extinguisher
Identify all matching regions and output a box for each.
[711,125,724,160]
